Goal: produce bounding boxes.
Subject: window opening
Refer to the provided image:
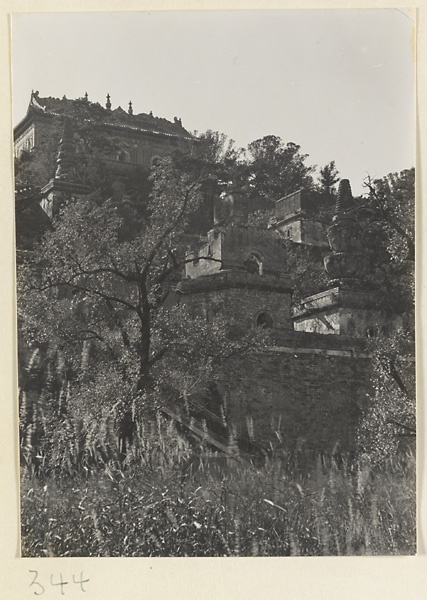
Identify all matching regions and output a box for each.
[245,252,263,275]
[257,312,273,328]
[366,327,378,339]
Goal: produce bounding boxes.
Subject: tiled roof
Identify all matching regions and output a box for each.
[28,92,193,139]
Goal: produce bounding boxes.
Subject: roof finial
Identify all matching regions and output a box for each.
[84,92,88,101]
[106,93,111,110]
[128,101,133,116]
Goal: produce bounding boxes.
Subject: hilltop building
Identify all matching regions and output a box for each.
[14,91,199,242]
[14,90,195,166]
[14,92,411,456]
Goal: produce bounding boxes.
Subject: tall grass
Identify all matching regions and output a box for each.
[20,422,416,557]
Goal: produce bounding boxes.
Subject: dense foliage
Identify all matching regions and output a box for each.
[18,153,267,466]
[15,117,416,556]
[355,169,416,464]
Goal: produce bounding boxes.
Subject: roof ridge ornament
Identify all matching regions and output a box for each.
[106,93,112,110]
[30,90,45,111]
[128,101,133,116]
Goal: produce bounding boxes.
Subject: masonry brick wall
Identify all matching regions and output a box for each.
[179,272,293,330]
[221,225,286,272]
[185,225,288,280]
[213,345,371,453]
[185,231,223,279]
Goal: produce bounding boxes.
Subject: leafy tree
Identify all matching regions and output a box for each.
[14,144,59,190]
[355,169,415,320]
[358,331,415,463]
[245,135,315,202]
[357,168,415,463]
[363,168,415,263]
[195,130,243,170]
[18,156,266,470]
[284,241,330,303]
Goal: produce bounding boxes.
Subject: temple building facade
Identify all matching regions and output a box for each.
[14,91,196,167]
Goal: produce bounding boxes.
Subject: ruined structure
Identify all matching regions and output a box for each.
[293,180,398,338]
[14,93,406,457]
[272,189,329,247]
[176,185,377,454]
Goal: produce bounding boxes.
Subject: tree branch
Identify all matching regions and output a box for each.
[141,181,200,280]
[386,418,416,435]
[148,346,169,367]
[363,177,415,261]
[62,281,138,312]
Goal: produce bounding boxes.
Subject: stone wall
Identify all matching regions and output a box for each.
[213,338,372,453]
[221,225,286,272]
[178,270,293,330]
[179,268,372,454]
[274,217,328,247]
[185,225,288,279]
[300,219,328,246]
[185,231,223,279]
[293,306,401,337]
[293,288,401,338]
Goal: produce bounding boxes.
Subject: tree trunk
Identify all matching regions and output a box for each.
[119,303,151,459]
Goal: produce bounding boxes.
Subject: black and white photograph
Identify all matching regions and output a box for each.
[12,9,416,559]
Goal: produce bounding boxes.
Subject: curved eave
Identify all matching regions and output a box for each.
[92,120,196,143]
[13,109,33,140]
[14,104,198,144]
[13,106,52,140]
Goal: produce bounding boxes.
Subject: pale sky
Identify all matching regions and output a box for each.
[11,9,415,196]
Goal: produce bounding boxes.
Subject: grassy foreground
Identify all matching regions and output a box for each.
[20,427,416,557]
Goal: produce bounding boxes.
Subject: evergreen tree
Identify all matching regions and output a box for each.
[316,160,340,211]
[318,160,339,195]
[245,135,315,201]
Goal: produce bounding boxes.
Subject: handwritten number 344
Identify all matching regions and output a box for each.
[29,571,89,595]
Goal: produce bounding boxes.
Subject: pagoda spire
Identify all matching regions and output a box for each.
[54,118,77,181]
[40,117,90,219]
[128,101,133,115]
[106,93,112,110]
[335,179,354,216]
[294,178,385,337]
[324,178,368,288]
